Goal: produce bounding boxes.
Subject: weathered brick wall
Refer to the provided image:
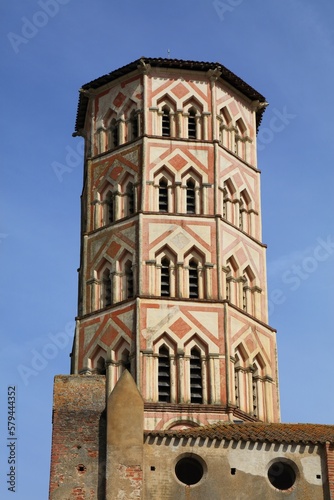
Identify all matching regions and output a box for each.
[326,442,334,499]
[49,375,106,500]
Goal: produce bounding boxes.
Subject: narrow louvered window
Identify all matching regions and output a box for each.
[159,179,168,212]
[188,108,196,139]
[130,110,138,139]
[102,269,112,307]
[158,346,170,402]
[108,119,118,148]
[106,191,114,224]
[126,182,134,215]
[190,347,202,403]
[186,179,196,214]
[189,259,199,298]
[161,258,170,297]
[125,261,134,299]
[252,364,258,417]
[162,107,170,137]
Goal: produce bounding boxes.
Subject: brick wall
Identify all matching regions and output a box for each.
[326,442,334,499]
[49,375,106,500]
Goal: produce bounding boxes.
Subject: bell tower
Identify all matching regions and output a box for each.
[71,57,279,429]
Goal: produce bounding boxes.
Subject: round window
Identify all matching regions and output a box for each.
[268,461,296,490]
[175,456,204,486]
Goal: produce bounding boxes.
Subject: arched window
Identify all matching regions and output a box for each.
[96,128,105,154]
[186,179,196,214]
[126,182,134,215]
[159,178,168,212]
[161,257,170,297]
[105,191,114,224]
[96,356,106,375]
[235,118,247,159]
[162,106,171,137]
[158,345,171,402]
[190,347,202,403]
[102,268,112,307]
[121,348,131,373]
[219,107,232,149]
[234,352,240,408]
[188,108,197,139]
[189,259,199,298]
[130,110,138,140]
[252,362,259,418]
[108,118,119,149]
[125,261,134,299]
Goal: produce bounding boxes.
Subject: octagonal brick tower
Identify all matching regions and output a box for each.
[71,57,280,428]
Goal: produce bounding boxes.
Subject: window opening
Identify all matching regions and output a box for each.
[175,456,204,485]
[106,191,114,224]
[188,108,197,139]
[268,461,296,490]
[189,259,199,298]
[160,257,170,297]
[186,179,196,214]
[234,354,240,408]
[159,179,168,212]
[96,356,106,375]
[252,363,258,417]
[108,119,118,149]
[102,269,112,307]
[125,261,134,299]
[158,345,171,402]
[162,107,170,137]
[126,182,134,215]
[121,349,131,372]
[130,110,138,139]
[190,347,202,403]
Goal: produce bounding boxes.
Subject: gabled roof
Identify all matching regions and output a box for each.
[74,57,267,133]
[145,422,334,445]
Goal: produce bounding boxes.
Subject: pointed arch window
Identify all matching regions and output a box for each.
[188,108,197,139]
[189,259,199,298]
[105,191,114,224]
[121,348,131,373]
[96,356,106,375]
[97,128,105,154]
[130,110,138,140]
[158,345,171,402]
[234,353,240,408]
[160,257,170,297]
[108,118,119,149]
[159,178,168,212]
[102,268,112,307]
[252,363,259,418]
[126,182,134,215]
[186,179,196,214]
[125,261,134,299]
[162,106,171,137]
[190,347,202,403]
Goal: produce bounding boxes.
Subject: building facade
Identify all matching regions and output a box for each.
[49,58,334,499]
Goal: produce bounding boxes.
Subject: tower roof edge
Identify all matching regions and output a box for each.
[74,57,267,133]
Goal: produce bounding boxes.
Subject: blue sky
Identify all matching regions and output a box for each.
[1,0,334,498]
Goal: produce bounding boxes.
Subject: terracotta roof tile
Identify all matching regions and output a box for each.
[145,422,334,444]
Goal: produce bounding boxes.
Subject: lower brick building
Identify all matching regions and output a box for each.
[49,58,334,498]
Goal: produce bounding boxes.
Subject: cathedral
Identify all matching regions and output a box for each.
[49,57,334,499]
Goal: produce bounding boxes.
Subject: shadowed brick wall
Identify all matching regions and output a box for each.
[49,376,106,500]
